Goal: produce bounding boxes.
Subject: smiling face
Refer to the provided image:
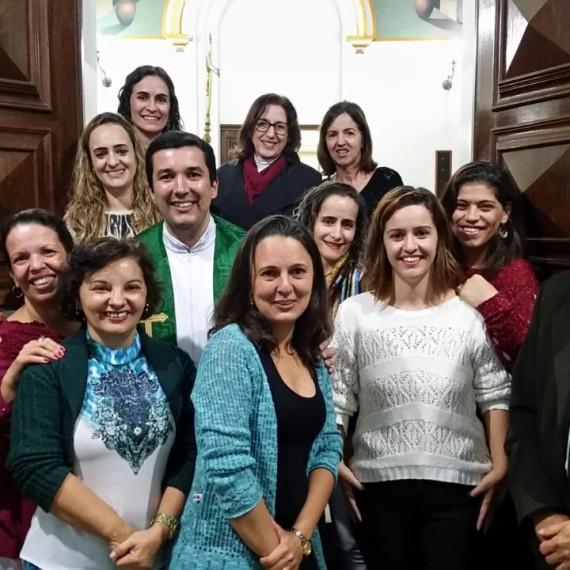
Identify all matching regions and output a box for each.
[252,236,314,334]
[313,195,358,271]
[383,204,438,288]
[251,104,288,160]
[79,256,147,348]
[129,75,170,141]
[151,145,218,244]
[325,113,363,170]
[451,183,509,259]
[6,223,68,305]
[88,123,136,196]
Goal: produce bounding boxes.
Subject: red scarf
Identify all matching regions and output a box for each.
[242,155,287,204]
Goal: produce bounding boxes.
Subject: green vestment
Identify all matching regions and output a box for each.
[137,215,244,346]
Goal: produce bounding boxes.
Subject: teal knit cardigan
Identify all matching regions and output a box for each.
[169,324,342,569]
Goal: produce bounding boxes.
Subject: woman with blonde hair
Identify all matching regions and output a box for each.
[65,112,160,243]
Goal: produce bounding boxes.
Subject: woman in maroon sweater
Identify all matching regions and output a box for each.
[440,161,538,372]
[0,209,77,564]
[441,161,538,570]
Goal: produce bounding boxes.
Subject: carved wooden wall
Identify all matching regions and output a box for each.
[475,0,570,275]
[0,0,83,302]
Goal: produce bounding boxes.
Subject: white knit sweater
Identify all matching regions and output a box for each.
[332,293,511,486]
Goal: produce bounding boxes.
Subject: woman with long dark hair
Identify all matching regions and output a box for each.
[171,216,342,568]
[117,65,182,148]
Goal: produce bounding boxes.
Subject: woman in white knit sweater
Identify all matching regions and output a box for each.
[332,186,510,570]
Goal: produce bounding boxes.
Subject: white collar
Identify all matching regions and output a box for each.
[162,216,216,255]
[254,153,280,172]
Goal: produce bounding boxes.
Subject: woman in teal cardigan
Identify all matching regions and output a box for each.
[9,238,196,570]
[170,216,342,569]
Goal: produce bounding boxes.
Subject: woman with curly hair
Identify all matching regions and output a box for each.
[117,65,182,148]
[65,112,160,244]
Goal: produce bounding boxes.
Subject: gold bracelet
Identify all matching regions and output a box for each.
[149,512,179,540]
[290,527,312,557]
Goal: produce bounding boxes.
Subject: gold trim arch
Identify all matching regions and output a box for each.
[162,0,192,50]
[346,0,376,53]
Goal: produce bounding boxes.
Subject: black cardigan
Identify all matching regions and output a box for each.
[214,157,322,230]
[8,330,196,512]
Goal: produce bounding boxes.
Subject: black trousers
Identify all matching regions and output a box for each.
[357,479,482,570]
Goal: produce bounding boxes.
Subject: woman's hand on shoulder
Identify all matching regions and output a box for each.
[1,337,65,403]
[110,524,166,569]
[259,521,303,570]
[15,337,65,369]
[456,274,498,308]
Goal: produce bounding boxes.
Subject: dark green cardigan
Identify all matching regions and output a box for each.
[8,331,196,512]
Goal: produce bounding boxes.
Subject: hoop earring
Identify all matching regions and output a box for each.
[498,223,509,239]
[11,285,23,299]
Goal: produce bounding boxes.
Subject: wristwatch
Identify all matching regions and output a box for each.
[290,527,312,557]
[150,512,179,540]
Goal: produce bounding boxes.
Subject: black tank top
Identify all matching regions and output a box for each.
[259,350,325,569]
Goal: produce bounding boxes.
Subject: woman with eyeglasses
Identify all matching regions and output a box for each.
[214,93,322,231]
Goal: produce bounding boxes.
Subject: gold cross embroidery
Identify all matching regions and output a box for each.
[140,313,169,337]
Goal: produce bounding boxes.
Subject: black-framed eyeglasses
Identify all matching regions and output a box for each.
[255,119,288,136]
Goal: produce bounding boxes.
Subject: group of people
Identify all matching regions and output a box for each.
[0,63,567,570]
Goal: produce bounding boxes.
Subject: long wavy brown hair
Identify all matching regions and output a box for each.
[65,112,159,243]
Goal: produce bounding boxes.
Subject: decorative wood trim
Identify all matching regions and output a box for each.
[0,0,51,112]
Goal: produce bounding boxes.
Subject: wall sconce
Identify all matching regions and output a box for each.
[97,52,112,88]
[442,60,455,90]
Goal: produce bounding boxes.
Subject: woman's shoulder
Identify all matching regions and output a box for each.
[369,166,403,187]
[495,257,537,281]
[336,292,377,321]
[217,158,241,176]
[204,324,257,355]
[0,320,58,347]
[286,160,322,182]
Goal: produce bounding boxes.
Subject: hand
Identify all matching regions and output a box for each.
[110,525,166,569]
[319,340,336,374]
[535,512,570,541]
[338,459,364,522]
[470,462,507,532]
[260,521,303,570]
[1,336,65,403]
[539,520,570,566]
[15,336,65,368]
[456,274,498,308]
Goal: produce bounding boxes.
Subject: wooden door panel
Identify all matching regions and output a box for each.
[475,0,570,275]
[0,0,50,110]
[0,0,81,305]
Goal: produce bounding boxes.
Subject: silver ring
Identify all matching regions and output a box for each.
[38,335,47,342]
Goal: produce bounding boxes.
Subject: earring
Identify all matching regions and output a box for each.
[498,224,509,239]
[249,295,255,307]
[142,303,151,318]
[74,302,84,319]
[11,285,23,299]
